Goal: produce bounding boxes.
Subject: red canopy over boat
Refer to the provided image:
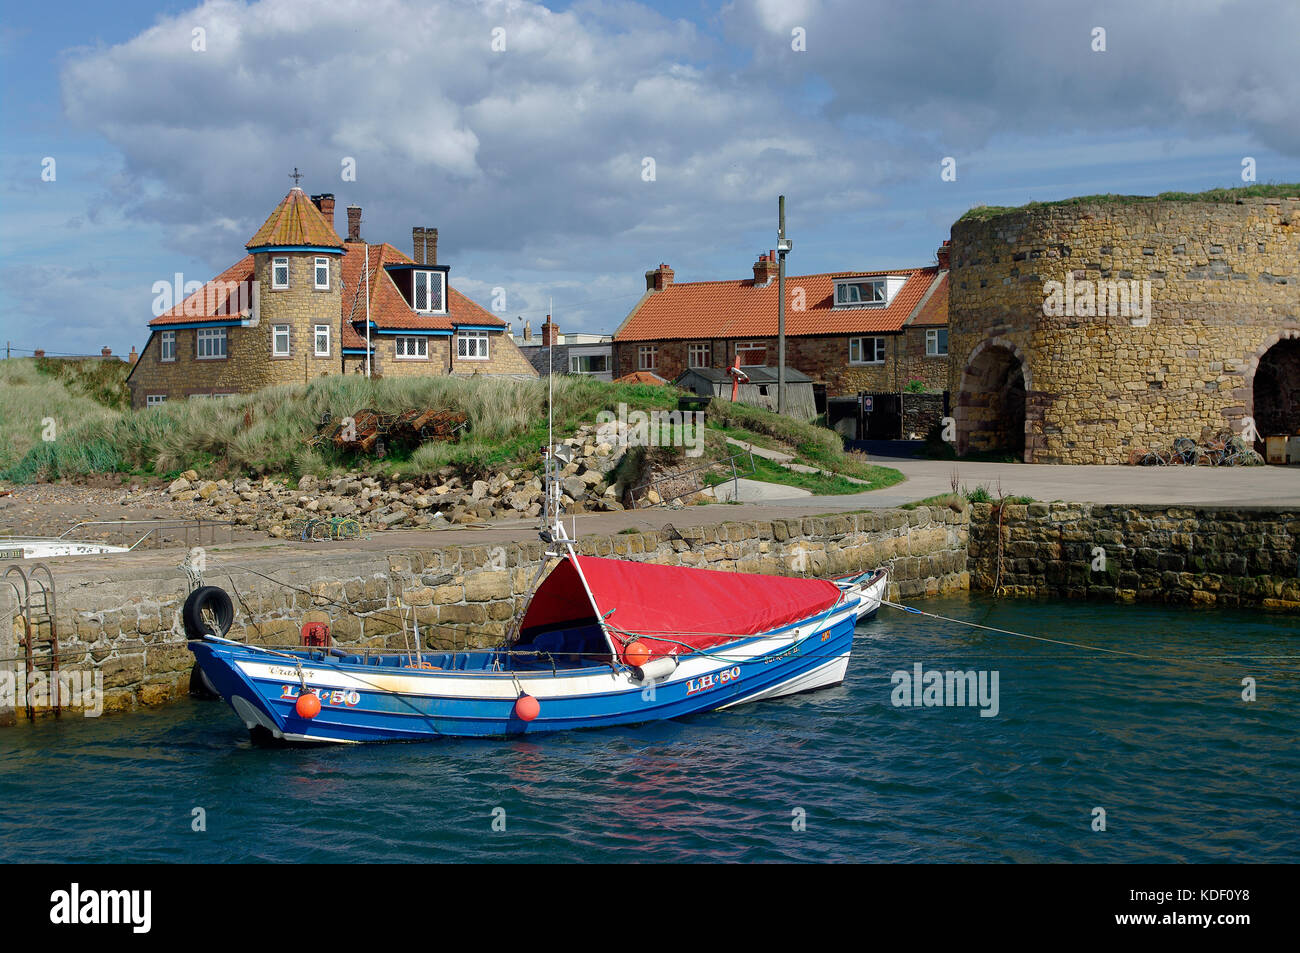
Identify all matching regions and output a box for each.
[518,555,843,661]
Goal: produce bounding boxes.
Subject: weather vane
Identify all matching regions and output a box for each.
[289,167,304,186]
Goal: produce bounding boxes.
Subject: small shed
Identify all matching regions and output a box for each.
[674,366,818,420]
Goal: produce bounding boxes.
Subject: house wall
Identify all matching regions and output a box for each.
[128,252,342,407]
[614,333,948,398]
[949,197,1300,463]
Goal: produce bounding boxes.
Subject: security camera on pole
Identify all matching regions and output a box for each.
[777,195,793,415]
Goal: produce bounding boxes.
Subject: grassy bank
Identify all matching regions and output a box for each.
[0,374,684,483]
[959,183,1300,223]
[0,360,125,472]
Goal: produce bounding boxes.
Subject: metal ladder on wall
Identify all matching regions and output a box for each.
[3,563,60,720]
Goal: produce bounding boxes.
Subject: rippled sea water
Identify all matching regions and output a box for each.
[2,595,1296,863]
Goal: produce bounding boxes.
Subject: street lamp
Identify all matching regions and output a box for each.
[777,196,791,415]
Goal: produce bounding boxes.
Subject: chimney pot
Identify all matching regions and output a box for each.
[101,346,112,357]
[523,319,532,342]
[346,205,362,242]
[645,263,674,291]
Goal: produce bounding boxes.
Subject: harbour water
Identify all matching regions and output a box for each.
[1,595,1296,863]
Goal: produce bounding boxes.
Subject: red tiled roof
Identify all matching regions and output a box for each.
[246,188,344,250]
[615,267,941,342]
[149,256,255,326]
[907,272,948,327]
[614,370,671,385]
[340,243,506,336]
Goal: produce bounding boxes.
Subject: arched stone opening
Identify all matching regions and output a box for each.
[1251,337,1300,441]
[957,341,1029,460]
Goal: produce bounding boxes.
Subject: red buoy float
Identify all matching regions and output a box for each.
[514,693,540,722]
[624,640,651,667]
[295,691,321,719]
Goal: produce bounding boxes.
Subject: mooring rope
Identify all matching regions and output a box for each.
[881,599,1179,662]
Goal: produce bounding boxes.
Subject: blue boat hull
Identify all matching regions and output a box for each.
[190,599,874,743]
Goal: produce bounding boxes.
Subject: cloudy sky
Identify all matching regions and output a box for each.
[2,0,1299,356]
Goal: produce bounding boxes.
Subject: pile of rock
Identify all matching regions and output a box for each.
[163,424,633,536]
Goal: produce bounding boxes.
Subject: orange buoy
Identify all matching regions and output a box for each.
[514,693,540,722]
[624,640,652,667]
[295,691,321,719]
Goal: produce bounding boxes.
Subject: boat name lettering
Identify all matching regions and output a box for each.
[686,666,741,696]
[279,685,361,707]
[0,549,22,560]
[270,666,316,678]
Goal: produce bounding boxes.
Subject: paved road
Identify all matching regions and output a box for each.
[50,458,1298,572]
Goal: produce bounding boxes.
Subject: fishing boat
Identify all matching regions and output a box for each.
[187,518,887,743]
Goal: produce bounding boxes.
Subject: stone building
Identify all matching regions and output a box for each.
[948,191,1300,463]
[611,249,950,405]
[127,188,534,407]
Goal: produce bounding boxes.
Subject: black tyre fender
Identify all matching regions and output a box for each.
[189,662,221,700]
[183,586,234,639]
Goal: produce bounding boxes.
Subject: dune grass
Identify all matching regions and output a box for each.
[0,373,684,483]
[0,360,124,474]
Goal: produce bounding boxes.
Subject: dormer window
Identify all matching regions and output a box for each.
[412,270,445,313]
[272,257,289,289]
[834,278,886,307]
[314,257,330,290]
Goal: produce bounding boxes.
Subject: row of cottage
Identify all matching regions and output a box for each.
[127,184,1300,464]
[126,186,951,421]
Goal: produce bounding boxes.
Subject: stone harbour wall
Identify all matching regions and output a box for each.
[969,503,1300,608]
[0,506,969,724]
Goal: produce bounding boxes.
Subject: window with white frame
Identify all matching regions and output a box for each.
[412,270,445,313]
[638,345,658,370]
[834,278,886,307]
[314,324,331,356]
[688,342,711,368]
[272,325,290,357]
[146,394,167,407]
[457,330,489,360]
[926,328,949,356]
[314,257,330,290]
[272,257,289,289]
[395,336,428,359]
[196,327,228,359]
[569,353,609,375]
[159,331,176,362]
[735,341,766,366]
[849,336,886,365]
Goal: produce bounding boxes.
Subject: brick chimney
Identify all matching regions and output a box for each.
[346,205,362,242]
[541,315,559,346]
[937,240,951,270]
[645,263,674,292]
[753,251,778,286]
[34,348,45,358]
[412,227,426,265]
[101,346,112,357]
[128,345,139,365]
[311,193,336,232]
[427,227,438,266]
